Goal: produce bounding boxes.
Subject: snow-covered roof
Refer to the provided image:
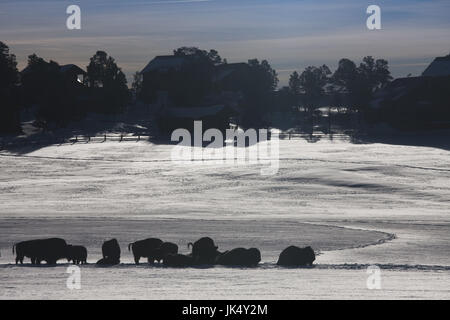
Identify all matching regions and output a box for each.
[141,55,187,73]
[422,55,450,77]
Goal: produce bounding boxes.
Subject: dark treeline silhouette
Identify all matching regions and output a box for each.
[279,54,450,132]
[1,41,449,137]
[85,50,130,114]
[21,54,83,127]
[0,42,130,134]
[0,42,21,133]
[278,56,393,133]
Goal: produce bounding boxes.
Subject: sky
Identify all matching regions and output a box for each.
[1,0,449,86]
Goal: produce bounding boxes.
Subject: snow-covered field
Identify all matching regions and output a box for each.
[0,136,449,299]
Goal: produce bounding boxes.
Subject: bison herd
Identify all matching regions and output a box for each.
[11,236,316,267]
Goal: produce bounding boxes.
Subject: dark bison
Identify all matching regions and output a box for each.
[128,238,163,264]
[151,242,178,263]
[162,253,194,267]
[277,246,315,266]
[188,237,219,264]
[13,238,68,265]
[67,245,88,265]
[216,247,261,267]
[96,238,121,265]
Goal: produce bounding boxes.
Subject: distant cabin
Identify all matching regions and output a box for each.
[371,54,450,110]
[370,75,450,129]
[422,55,450,77]
[21,63,86,87]
[140,55,246,133]
[59,64,86,84]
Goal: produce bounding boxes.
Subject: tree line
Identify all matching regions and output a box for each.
[286,57,391,113]
[0,41,393,134]
[0,42,130,133]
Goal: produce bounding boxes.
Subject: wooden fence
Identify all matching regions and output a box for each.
[0,131,355,150]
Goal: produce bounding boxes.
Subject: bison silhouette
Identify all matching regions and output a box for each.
[216,247,261,267]
[277,246,315,266]
[128,238,163,264]
[96,238,121,265]
[67,245,88,264]
[188,237,219,265]
[13,238,68,265]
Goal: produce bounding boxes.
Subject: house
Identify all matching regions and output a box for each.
[140,55,190,107]
[422,55,450,77]
[141,55,245,133]
[21,62,87,102]
[59,64,86,84]
[141,55,188,74]
[370,75,450,129]
[368,54,450,129]
[213,63,249,89]
[21,63,85,83]
[370,77,425,109]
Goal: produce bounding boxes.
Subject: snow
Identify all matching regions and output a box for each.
[0,136,449,299]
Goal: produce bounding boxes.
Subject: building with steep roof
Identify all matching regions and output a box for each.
[422,55,450,77]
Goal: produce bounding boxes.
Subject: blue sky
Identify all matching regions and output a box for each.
[1,0,449,86]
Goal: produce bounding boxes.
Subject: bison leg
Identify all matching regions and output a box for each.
[134,255,140,265]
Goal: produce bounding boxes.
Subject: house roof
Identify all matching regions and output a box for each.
[21,63,85,75]
[422,55,450,77]
[213,63,249,82]
[370,75,450,109]
[370,76,424,108]
[141,55,188,73]
[59,64,86,75]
